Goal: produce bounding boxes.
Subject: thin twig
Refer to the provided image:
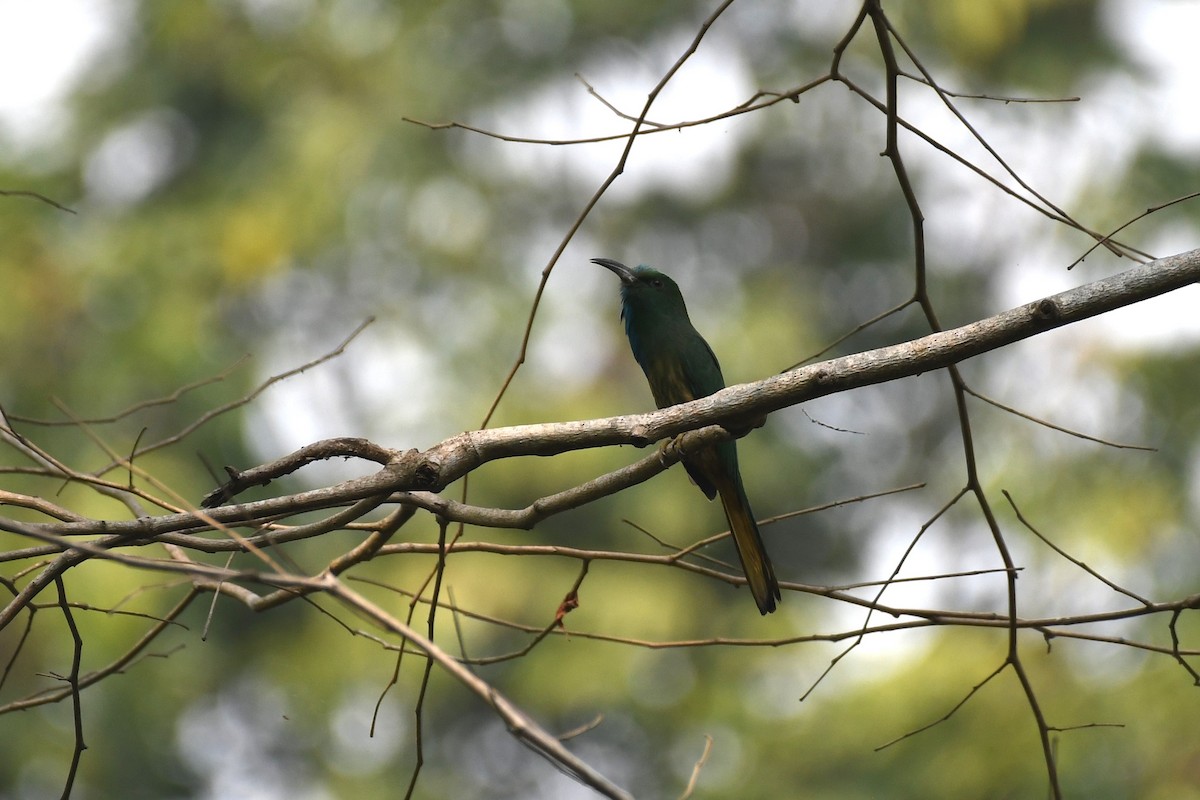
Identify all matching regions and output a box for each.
[0,188,76,214]
[54,576,85,800]
[678,735,714,800]
[965,386,1156,451]
[1003,490,1153,606]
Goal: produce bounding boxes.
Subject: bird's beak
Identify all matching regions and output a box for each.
[591,257,637,285]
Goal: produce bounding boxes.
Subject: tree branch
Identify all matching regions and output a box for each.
[186,247,1200,509]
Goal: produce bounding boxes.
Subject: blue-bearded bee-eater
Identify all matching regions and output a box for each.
[593,257,781,614]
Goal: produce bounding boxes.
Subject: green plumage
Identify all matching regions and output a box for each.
[593,258,781,615]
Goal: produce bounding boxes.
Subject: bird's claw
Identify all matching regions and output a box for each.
[658,434,687,466]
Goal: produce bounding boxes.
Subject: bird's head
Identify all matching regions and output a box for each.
[591,258,688,317]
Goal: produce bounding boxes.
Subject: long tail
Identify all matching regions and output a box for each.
[713,471,781,615]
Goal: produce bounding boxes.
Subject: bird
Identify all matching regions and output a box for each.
[592,257,781,614]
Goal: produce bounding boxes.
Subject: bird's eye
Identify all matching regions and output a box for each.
[651,279,663,288]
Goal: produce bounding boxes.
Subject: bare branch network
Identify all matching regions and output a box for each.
[4,2,1200,798]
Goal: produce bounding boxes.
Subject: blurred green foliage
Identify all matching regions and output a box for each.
[2,0,1200,798]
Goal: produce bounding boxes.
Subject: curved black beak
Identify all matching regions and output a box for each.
[591,257,637,285]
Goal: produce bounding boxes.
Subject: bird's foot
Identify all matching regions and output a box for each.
[658,434,687,466]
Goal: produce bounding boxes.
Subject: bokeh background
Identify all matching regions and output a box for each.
[2,1,1199,797]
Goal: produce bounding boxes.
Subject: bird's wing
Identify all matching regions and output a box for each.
[684,337,725,397]
[676,333,729,500]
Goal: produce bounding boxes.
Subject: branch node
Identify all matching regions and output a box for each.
[630,425,651,448]
[1033,298,1061,322]
[413,454,441,490]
